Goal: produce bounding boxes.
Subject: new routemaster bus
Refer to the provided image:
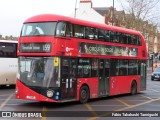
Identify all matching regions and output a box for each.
[16,14,147,103]
[0,40,18,86]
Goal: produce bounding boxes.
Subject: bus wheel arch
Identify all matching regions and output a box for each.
[130,80,137,95]
[79,84,90,104]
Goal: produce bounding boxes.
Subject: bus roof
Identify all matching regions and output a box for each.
[24,14,142,36]
[0,40,18,43]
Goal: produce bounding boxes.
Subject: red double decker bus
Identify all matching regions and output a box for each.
[16,14,147,103]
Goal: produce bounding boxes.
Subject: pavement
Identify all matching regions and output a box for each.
[147,67,152,70]
[147,67,152,76]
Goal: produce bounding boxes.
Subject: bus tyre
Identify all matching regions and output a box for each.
[79,85,89,104]
[131,81,137,95]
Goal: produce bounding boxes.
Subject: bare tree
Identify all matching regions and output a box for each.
[119,0,160,32]
[119,0,159,20]
[117,0,160,54]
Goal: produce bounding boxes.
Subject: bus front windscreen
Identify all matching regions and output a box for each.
[18,57,59,88]
[21,22,57,36]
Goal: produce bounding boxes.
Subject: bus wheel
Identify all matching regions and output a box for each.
[79,85,89,104]
[131,81,137,95]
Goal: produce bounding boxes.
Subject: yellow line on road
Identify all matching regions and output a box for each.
[0,94,13,110]
[139,94,153,100]
[114,98,130,107]
[85,103,98,117]
[87,98,160,120]
[148,89,159,92]
[121,100,147,101]
[89,104,125,106]
[42,105,47,120]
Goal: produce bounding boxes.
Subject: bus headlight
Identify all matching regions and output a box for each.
[46,90,54,98]
[17,73,20,79]
[15,89,18,94]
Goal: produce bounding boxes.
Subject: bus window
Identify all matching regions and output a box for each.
[137,36,142,46]
[110,59,119,76]
[0,42,17,58]
[104,30,110,42]
[66,23,73,37]
[91,59,98,77]
[122,33,128,44]
[129,35,137,45]
[128,60,138,75]
[116,32,121,43]
[119,32,124,44]
[99,59,104,77]
[70,59,77,79]
[56,22,73,37]
[85,27,97,40]
[98,29,105,41]
[56,22,66,36]
[110,31,117,42]
[104,59,110,77]
[21,22,56,36]
[119,60,128,76]
[127,35,131,44]
[78,58,91,78]
[29,26,41,35]
[73,24,85,38]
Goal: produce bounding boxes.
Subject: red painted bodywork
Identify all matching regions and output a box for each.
[16,80,57,102]
[16,14,147,102]
[76,78,98,100]
[109,76,140,96]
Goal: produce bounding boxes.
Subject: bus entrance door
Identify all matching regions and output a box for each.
[98,59,110,96]
[61,58,77,100]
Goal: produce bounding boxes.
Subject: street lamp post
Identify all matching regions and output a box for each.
[112,0,115,26]
[152,54,154,72]
[74,0,78,18]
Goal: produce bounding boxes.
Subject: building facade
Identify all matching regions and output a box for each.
[70,0,105,24]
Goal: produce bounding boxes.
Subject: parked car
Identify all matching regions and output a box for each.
[151,66,160,81]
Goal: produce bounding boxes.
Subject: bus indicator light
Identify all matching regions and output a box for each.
[56,92,59,96]
[54,58,59,66]
[55,96,59,100]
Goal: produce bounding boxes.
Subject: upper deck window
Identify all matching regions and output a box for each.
[21,22,56,36]
[56,22,73,37]
[73,24,85,38]
[85,27,98,40]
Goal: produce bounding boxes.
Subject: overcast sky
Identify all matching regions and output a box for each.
[0,0,123,37]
